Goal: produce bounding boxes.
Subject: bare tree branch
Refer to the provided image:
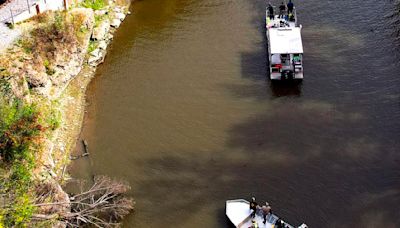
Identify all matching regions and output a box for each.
[33,176,134,227]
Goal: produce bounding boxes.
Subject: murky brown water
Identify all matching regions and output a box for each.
[70,0,400,227]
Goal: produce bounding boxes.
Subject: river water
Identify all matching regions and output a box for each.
[70,0,400,227]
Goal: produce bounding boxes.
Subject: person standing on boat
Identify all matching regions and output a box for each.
[287,0,294,14]
[262,202,272,224]
[279,2,286,18]
[250,197,258,218]
[267,2,274,20]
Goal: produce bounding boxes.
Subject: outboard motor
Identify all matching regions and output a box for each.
[281,70,294,80]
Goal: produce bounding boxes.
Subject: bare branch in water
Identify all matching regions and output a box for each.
[33,176,134,227]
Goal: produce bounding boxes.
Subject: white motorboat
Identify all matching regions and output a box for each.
[226,199,307,228]
[266,6,304,80]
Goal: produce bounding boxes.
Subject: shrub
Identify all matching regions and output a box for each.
[81,0,106,10]
[43,59,55,75]
[72,11,90,42]
[0,100,42,162]
[53,11,64,31]
[0,99,41,226]
[1,193,35,227]
[16,38,33,54]
[0,78,11,94]
[46,108,61,131]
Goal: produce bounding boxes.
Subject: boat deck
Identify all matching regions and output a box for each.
[226,199,294,228]
[240,212,280,228]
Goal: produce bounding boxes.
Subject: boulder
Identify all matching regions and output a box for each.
[98,40,107,50]
[88,48,105,66]
[90,48,101,57]
[110,18,121,28]
[9,74,31,101]
[26,71,48,87]
[92,20,110,41]
[106,33,114,40]
[115,12,126,21]
[113,6,122,13]
[33,80,52,96]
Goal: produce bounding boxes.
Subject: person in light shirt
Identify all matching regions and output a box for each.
[262,202,272,224]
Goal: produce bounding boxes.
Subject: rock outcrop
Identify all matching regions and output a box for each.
[92,20,110,40]
[88,6,128,66]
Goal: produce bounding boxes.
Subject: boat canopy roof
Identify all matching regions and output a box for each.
[269,27,303,54]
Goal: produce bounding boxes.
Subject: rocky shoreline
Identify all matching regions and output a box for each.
[47,3,132,226]
[0,0,132,226]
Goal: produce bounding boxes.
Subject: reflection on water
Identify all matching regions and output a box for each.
[70,0,400,227]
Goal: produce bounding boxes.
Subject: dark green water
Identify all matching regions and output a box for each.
[70,0,400,227]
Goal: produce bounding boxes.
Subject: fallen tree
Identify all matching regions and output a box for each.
[33,176,134,227]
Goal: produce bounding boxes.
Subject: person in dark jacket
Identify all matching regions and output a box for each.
[250,197,258,218]
[279,2,286,18]
[287,0,294,13]
[268,3,274,20]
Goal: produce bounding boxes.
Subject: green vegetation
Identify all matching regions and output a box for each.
[45,102,61,131]
[54,11,64,31]
[0,100,41,161]
[81,0,106,10]
[16,38,33,54]
[94,13,108,27]
[0,98,62,226]
[88,40,98,53]
[0,99,41,226]
[43,59,55,75]
[0,78,11,94]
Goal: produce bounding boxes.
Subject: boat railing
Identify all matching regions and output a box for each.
[293,7,298,25]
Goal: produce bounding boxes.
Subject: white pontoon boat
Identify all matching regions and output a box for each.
[266,6,304,80]
[226,199,307,228]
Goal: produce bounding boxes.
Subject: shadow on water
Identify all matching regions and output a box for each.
[224,100,400,227]
[269,81,302,97]
[131,97,400,227]
[131,143,400,227]
[238,0,268,81]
